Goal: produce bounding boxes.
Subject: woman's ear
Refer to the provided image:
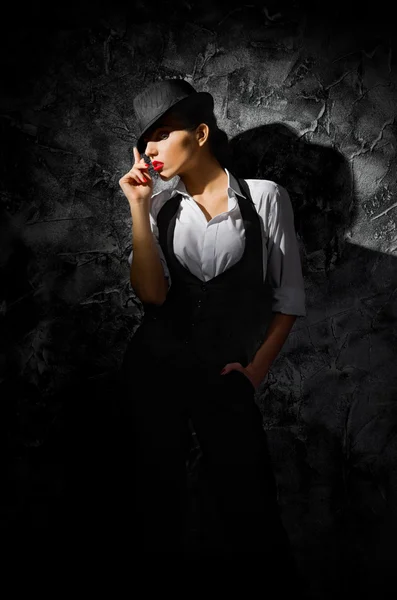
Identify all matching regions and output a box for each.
[196,123,209,146]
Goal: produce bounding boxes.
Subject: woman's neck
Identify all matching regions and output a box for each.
[179,156,228,199]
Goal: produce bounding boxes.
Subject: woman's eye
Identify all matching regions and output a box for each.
[158,132,169,140]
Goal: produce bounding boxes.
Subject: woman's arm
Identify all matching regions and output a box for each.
[129,203,168,305]
[245,184,305,385]
[245,312,297,385]
[119,146,169,306]
[220,312,297,389]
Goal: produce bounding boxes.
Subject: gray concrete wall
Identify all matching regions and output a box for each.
[1,1,396,594]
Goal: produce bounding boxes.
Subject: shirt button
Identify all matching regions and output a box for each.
[201,283,207,291]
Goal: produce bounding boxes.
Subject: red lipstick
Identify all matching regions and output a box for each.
[152,161,164,171]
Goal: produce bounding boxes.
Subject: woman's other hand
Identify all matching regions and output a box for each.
[220,362,264,392]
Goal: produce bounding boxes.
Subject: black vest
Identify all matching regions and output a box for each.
[140,178,273,372]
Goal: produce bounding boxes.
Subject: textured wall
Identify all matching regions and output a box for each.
[1,0,397,593]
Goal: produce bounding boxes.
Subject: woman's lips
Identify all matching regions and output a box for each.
[152,161,164,171]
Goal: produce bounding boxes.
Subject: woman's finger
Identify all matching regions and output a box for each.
[131,164,151,181]
[131,168,149,183]
[134,163,151,173]
[121,171,145,186]
[133,146,141,165]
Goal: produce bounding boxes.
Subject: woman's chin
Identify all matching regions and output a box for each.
[158,170,172,180]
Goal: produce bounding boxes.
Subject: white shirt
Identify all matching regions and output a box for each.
[128,168,306,316]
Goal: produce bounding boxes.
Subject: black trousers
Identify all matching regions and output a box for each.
[115,335,300,572]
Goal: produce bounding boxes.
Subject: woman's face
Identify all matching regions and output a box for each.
[142,114,204,180]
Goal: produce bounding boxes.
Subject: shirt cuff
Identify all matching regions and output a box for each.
[271,286,306,316]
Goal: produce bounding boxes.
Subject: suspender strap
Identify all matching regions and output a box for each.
[237,178,255,205]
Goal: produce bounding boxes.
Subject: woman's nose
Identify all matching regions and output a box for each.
[144,141,157,157]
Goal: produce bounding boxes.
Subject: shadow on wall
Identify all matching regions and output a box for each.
[229,122,356,273]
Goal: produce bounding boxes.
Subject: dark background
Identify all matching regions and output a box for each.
[1,0,397,594]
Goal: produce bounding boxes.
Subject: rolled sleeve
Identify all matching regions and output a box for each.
[266,185,306,316]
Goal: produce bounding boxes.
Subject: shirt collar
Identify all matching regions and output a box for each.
[171,168,247,204]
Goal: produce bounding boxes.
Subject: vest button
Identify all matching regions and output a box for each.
[201,283,207,291]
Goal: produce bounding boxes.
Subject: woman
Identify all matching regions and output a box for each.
[118,78,306,579]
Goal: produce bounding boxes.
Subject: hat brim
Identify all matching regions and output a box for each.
[136,91,214,155]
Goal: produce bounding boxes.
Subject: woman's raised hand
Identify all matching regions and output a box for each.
[118,147,153,207]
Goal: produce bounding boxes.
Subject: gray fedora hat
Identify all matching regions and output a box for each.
[133,78,214,154]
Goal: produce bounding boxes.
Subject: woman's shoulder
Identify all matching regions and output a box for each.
[242,178,286,196]
[241,178,289,210]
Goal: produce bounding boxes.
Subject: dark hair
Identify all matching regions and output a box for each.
[158,101,235,172]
